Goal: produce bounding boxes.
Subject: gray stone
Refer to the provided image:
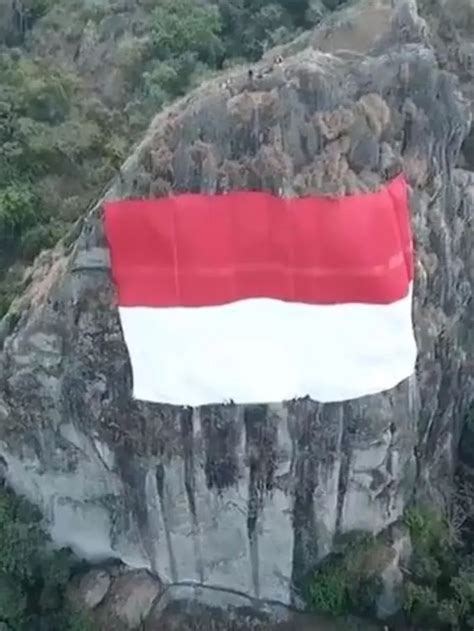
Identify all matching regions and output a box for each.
[72,247,110,272]
[95,570,162,630]
[376,528,412,619]
[144,584,379,631]
[77,569,112,609]
[0,0,472,617]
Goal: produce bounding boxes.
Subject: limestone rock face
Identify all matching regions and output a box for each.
[0,0,472,613]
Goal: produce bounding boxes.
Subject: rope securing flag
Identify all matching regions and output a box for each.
[104,174,417,406]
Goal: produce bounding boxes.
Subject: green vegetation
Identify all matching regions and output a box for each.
[305,532,389,617]
[142,0,224,110]
[304,505,474,630]
[403,506,474,630]
[0,52,127,275]
[0,486,91,630]
[0,0,339,317]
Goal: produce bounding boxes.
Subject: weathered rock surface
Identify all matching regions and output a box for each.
[69,566,378,631]
[71,568,379,631]
[95,569,162,630]
[68,567,162,630]
[0,0,473,620]
[73,568,112,609]
[144,584,378,631]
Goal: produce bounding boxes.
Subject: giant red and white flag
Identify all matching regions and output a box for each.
[104,174,416,407]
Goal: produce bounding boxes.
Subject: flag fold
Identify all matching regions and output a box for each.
[104,175,417,406]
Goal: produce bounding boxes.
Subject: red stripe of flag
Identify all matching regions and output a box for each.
[104,174,413,308]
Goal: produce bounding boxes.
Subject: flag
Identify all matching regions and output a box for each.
[104,174,416,407]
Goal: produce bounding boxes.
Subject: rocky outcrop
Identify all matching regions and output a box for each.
[0,0,473,621]
[68,566,162,630]
[69,566,378,631]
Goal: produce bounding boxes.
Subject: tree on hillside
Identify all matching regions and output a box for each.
[0,488,91,630]
[0,0,339,316]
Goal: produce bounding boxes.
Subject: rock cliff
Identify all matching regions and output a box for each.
[0,0,472,622]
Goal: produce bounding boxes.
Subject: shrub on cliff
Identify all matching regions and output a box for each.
[0,487,90,631]
[0,51,127,315]
[305,532,389,617]
[403,506,474,630]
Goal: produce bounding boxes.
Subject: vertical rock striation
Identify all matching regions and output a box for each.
[0,0,472,611]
